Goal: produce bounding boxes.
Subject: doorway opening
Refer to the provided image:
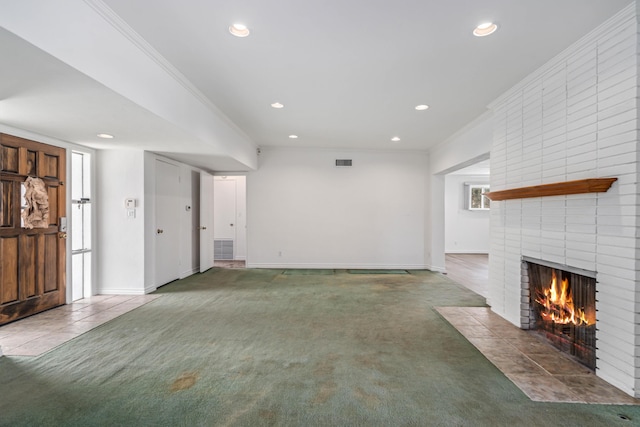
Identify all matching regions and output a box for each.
[443,158,490,298]
[213,175,246,268]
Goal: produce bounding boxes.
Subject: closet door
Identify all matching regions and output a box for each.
[155,159,180,286]
[213,179,237,260]
[0,134,66,325]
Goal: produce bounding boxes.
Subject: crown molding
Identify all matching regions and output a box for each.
[83,0,254,144]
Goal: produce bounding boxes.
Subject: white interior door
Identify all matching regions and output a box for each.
[199,172,214,272]
[214,179,237,242]
[155,160,180,285]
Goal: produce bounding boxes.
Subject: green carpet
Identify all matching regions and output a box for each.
[282,269,335,275]
[0,268,638,426]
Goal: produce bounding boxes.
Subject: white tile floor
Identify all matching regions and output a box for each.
[0,294,160,357]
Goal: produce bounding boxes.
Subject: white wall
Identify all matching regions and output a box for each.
[97,150,204,294]
[96,150,146,294]
[247,148,428,269]
[427,114,493,271]
[488,4,640,396]
[444,175,490,253]
[429,113,493,175]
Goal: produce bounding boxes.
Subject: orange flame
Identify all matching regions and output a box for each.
[535,271,592,326]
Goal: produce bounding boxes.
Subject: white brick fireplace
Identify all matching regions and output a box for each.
[488,4,640,397]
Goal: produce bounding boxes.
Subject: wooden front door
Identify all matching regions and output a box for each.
[0,134,66,325]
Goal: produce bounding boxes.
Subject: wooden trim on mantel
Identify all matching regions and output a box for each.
[484,178,617,201]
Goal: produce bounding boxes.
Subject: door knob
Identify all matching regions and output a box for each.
[157,229,164,234]
[230,224,234,227]
[199,226,207,230]
[58,232,67,239]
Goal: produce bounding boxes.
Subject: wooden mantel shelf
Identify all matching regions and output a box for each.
[484,178,617,201]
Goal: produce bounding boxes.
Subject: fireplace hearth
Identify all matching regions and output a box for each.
[525,260,596,370]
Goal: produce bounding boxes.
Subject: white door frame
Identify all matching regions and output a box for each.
[199,172,214,272]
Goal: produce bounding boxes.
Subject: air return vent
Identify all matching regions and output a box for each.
[214,239,234,260]
[335,159,353,167]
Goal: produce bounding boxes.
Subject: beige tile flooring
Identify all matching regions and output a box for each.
[437,306,640,404]
[0,294,160,357]
[214,260,246,268]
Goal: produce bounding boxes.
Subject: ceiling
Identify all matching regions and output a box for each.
[0,0,633,171]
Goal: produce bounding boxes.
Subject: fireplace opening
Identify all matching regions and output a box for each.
[527,261,596,370]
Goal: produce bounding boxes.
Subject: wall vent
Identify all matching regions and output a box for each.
[335,159,353,167]
[214,239,234,260]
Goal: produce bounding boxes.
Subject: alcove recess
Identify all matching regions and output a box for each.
[484,178,617,201]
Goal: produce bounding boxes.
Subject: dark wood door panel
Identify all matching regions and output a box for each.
[42,153,60,179]
[47,184,60,226]
[0,236,18,304]
[43,233,58,293]
[19,234,38,299]
[1,180,15,228]
[0,292,61,325]
[0,133,66,325]
[0,144,19,174]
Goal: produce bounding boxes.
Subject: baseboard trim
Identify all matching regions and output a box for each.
[246,262,428,270]
[445,251,489,255]
[97,288,149,295]
[426,264,446,273]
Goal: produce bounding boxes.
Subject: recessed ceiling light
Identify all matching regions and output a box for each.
[415,105,429,111]
[391,137,401,142]
[229,23,250,37]
[97,133,114,139]
[289,135,299,139]
[473,22,498,37]
[271,102,284,109]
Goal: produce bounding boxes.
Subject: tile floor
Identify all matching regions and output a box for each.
[437,306,640,404]
[0,294,160,357]
[214,260,246,268]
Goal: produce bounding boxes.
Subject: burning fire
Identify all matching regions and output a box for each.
[535,271,592,326]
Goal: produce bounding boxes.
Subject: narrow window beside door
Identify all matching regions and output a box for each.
[71,151,92,301]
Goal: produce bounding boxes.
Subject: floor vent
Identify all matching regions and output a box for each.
[335,159,353,167]
[214,240,234,260]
